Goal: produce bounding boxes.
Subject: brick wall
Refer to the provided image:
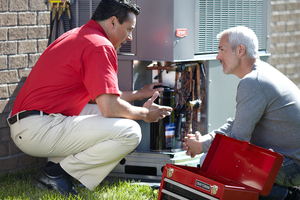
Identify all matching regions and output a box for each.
[269,0,300,88]
[0,0,300,175]
[0,0,49,175]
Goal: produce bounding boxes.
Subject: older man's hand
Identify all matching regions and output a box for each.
[183,131,204,158]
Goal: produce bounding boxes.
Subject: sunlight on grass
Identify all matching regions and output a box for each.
[0,170,159,200]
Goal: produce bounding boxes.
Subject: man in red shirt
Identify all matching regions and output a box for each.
[7,0,172,195]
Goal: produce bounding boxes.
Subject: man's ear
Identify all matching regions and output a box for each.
[109,16,117,30]
[236,44,246,57]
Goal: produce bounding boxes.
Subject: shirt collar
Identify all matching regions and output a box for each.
[86,19,108,39]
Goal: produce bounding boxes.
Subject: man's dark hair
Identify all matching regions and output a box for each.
[91,0,140,24]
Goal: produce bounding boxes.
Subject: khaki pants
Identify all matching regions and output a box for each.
[8,104,142,190]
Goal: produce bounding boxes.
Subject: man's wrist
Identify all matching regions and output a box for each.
[201,134,214,153]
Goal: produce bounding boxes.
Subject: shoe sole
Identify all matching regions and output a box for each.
[32,179,48,190]
[33,179,79,196]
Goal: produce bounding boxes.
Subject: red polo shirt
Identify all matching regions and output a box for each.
[11,20,121,116]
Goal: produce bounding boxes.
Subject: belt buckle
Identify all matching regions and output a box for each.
[8,110,25,125]
[7,112,17,125]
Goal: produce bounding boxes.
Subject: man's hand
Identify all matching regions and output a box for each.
[142,91,173,122]
[136,83,164,100]
[142,91,159,108]
[183,131,203,158]
[95,91,172,123]
[120,83,164,102]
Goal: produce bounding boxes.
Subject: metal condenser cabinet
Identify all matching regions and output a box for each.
[158,133,284,200]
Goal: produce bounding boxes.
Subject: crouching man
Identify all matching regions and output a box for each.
[7,0,172,195]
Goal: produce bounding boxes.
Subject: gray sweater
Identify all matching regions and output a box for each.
[203,60,300,165]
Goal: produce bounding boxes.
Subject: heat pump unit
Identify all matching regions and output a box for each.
[68,0,270,61]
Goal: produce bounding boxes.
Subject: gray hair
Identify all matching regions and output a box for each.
[216,26,259,59]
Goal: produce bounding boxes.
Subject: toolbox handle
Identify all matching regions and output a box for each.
[242,141,249,151]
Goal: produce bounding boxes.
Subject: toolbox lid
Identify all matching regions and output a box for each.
[200,133,284,196]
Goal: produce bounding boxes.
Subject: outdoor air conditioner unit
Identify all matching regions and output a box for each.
[68,0,270,61]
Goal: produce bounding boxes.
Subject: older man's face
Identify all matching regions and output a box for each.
[216,34,240,76]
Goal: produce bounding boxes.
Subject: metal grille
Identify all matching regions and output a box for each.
[198,0,264,54]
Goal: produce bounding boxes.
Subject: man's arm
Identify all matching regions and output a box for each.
[120,83,164,102]
[95,92,172,122]
[227,76,266,141]
[89,83,164,104]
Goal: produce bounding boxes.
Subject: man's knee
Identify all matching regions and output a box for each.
[121,119,142,145]
[130,120,142,145]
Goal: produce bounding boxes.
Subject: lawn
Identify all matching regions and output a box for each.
[0,168,159,200]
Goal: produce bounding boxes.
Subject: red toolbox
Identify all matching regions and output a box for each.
[158,133,284,200]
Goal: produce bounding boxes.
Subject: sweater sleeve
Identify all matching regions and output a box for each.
[230,75,267,141]
[202,118,234,152]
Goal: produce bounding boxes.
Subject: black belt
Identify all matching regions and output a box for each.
[8,110,49,125]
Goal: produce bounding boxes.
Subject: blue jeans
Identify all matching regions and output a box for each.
[259,157,300,200]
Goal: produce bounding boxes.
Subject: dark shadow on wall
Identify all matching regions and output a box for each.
[1,76,26,156]
[1,77,26,141]
[0,76,47,174]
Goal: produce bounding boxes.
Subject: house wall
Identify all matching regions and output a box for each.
[0,0,49,175]
[269,0,300,87]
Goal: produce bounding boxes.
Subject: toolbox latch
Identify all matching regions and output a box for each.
[166,167,174,178]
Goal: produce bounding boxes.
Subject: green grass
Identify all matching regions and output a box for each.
[0,169,159,200]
